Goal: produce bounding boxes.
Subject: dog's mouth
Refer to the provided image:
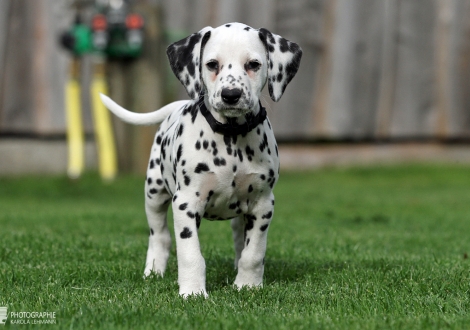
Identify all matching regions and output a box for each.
[217,107,251,118]
[213,99,254,118]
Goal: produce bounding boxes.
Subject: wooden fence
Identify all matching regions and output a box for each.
[1,0,470,142]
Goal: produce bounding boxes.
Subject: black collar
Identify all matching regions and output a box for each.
[198,98,267,136]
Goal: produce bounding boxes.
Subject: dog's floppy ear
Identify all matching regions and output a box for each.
[167,27,213,99]
[258,28,302,102]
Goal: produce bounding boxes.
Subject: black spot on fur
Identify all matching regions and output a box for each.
[238,149,243,162]
[279,37,291,53]
[150,228,154,235]
[260,224,269,231]
[262,211,273,219]
[149,188,158,194]
[149,160,155,169]
[190,104,198,123]
[184,175,191,186]
[207,190,214,201]
[248,185,253,193]
[213,157,226,166]
[147,177,152,185]
[245,146,255,161]
[195,141,201,150]
[179,203,188,210]
[195,162,210,173]
[176,145,183,163]
[177,124,184,137]
[180,227,192,239]
[259,133,269,152]
[245,214,256,222]
[245,216,254,233]
[194,82,201,95]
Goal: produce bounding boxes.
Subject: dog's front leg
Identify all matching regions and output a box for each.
[234,193,275,289]
[172,194,207,297]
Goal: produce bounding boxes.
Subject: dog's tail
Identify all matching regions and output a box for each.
[100,93,188,126]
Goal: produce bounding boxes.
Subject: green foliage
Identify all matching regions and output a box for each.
[0,165,469,329]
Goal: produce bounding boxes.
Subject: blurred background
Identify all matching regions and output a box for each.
[2,0,470,176]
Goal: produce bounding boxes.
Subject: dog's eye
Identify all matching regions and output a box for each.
[206,60,219,72]
[245,61,261,71]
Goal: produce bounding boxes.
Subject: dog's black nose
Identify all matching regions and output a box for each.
[221,88,242,105]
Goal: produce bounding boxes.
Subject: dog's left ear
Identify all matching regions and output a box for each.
[258,28,302,102]
[167,26,213,99]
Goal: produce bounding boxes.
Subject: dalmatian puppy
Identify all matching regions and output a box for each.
[100,22,302,297]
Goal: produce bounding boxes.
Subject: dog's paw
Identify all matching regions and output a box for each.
[143,268,164,279]
[234,275,263,290]
[179,289,208,299]
[234,282,263,290]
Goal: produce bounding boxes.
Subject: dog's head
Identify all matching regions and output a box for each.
[166,23,302,118]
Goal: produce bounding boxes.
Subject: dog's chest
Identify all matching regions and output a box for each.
[158,104,279,219]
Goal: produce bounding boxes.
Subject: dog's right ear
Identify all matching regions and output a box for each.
[166,27,213,100]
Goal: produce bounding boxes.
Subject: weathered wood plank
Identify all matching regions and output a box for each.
[325,0,386,138]
[389,0,437,137]
[271,0,326,139]
[0,0,36,133]
[447,0,470,138]
[0,0,71,134]
[0,0,11,124]
[375,0,400,138]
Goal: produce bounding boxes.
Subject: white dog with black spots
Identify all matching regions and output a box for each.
[101,22,302,297]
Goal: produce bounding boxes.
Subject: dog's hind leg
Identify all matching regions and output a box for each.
[143,143,172,277]
[144,190,172,277]
[231,216,245,269]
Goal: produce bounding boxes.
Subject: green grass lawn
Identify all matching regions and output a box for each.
[0,164,469,329]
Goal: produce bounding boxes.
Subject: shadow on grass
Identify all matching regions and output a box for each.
[205,255,421,292]
[205,256,349,291]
